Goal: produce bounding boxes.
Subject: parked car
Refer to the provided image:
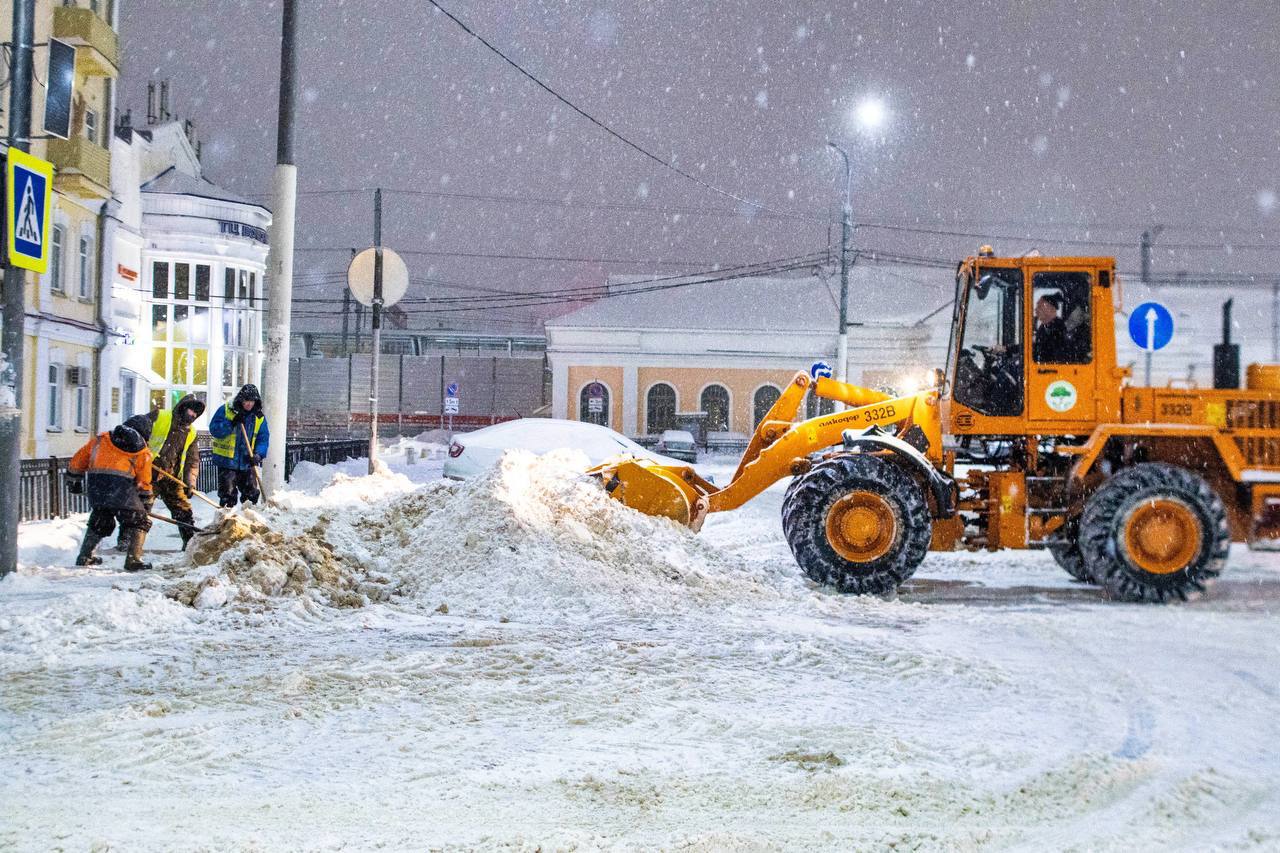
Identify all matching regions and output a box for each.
[655,429,698,463]
[444,419,708,480]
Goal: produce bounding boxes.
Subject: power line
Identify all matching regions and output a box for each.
[294,244,748,267]
[421,0,824,224]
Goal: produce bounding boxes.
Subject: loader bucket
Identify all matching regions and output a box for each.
[588,457,714,531]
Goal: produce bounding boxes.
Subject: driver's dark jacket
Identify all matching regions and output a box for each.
[1033,317,1070,363]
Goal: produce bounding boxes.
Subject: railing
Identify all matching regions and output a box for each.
[19,439,372,523]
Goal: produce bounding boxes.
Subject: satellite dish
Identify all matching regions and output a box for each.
[347,247,408,307]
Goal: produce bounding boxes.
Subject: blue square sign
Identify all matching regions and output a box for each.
[6,148,54,274]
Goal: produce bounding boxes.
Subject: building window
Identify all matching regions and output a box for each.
[646,383,677,434]
[753,385,782,428]
[195,264,210,302]
[47,364,62,430]
[152,261,168,299]
[78,234,94,299]
[121,374,137,420]
[806,394,836,420]
[578,383,609,427]
[74,368,90,431]
[84,109,98,145]
[50,225,65,293]
[700,384,730,433]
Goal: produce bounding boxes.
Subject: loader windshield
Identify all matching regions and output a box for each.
[954,267,1024,417]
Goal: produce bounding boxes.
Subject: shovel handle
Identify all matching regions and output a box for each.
[146,511,209,534]
[152,465,222,510]
[240,421,267,498]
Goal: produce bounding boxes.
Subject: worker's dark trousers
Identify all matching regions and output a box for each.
[217,468,260,507]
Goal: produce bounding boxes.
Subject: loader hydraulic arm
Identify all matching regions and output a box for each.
[710,374,943,513]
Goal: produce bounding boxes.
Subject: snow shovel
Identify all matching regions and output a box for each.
[152,465,222,511]
[239,421,267,500]
[147,511,221,537]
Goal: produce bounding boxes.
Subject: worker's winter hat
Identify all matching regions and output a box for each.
[173,393,206,421]
[123,414,154,443]
[110,424,146,453]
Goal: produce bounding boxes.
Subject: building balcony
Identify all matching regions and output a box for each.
[48,136,111,200]
[52,6,119,77]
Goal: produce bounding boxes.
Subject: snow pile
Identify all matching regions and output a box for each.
[358,449,782,618]
[169,509,397,610]
[171,449,782,616]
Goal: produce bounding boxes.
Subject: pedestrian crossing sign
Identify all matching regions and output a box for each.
[6,148,54,273]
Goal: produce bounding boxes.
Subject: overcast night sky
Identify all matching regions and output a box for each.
[119,1,1280,332]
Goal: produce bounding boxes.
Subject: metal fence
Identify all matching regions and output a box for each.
[19,438,370,523]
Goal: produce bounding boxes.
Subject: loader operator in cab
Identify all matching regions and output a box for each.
[1033,292,1071,363]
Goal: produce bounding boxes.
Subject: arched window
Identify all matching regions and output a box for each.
[806,393,836,420]
[753,385,781,428]
[579,383,610,427]
[700,384,730,432]
[646,383,677,434]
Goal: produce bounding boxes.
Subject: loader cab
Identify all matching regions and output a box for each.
[944,253,1121,439]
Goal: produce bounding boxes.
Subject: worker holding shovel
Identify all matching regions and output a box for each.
[146,394,206,551]
[66,417,155,571]
[209,384,270,507]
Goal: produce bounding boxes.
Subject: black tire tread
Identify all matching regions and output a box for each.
[781,454,931,595]
[1047,519,1093,583]
[1078,462,1229,603]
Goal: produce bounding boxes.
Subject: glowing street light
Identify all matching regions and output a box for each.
[852,96,888,135]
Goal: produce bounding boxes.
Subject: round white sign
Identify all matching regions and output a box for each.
[1045,380,1078,413]
[347,246,409,307]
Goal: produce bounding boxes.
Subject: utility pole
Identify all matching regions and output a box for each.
[1139,225,1164,386]
[368,188,383,474]
[826,142,853,404]
[341,289,351,356]
[260,0,299,494]
[1,0,36,578]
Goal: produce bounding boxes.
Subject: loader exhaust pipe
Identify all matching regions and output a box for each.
[1214,298,1240,390]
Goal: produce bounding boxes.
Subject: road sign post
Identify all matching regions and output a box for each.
[1128,301,1174,387]
[444,382,459,431]
[347,214,410,474]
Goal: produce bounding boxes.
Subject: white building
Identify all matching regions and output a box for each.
[102,121,271,427]
[546,265,951,439]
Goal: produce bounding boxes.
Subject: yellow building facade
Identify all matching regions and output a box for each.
[1,0,118,457]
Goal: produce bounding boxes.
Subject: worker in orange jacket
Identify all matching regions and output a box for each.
[67,415,155,571]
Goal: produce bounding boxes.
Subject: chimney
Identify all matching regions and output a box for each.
[146,81,156,124]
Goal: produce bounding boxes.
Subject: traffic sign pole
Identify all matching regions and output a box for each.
[1,0,36,579]
[369,188,383,474]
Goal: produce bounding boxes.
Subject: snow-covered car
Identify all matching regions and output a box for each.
[444,418,705,480]
[655,429,698,463]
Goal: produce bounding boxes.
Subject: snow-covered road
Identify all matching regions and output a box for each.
[2,445,1278,851]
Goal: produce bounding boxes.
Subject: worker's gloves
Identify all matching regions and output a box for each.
[66,473,84,495]
[184,486,194,498]
[251,454,264,467]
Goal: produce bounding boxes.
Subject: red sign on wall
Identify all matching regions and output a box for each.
[117,264,138,282]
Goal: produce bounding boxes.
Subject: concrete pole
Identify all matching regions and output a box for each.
[368,189,383,474]
[0,0,36,578]
[260,0,299,493]
[826,142,853,407]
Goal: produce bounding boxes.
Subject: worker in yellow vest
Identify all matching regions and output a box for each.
[147,394,206,550]
[209,384,270,507]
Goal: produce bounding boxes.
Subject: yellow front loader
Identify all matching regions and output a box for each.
[591,250,1280,603]
[592,369,956,596]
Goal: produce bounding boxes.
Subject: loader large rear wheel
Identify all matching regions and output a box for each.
[782,454,931,595]
[1047,519,1093,583]
[1078,463,1229,603]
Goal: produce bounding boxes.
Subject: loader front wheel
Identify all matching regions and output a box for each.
[1078,463,1229,603]
[782,454,931,595]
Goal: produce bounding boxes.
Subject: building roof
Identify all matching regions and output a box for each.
[141,166,266,210]
[546,262,954,332]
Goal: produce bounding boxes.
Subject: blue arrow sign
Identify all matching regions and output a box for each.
[446,382,459,397]
[1128,302,1174,352]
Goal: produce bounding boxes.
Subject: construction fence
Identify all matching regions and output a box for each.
[288,353,548,439]
[18,438,368,523]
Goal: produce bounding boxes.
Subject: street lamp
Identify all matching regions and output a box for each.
[825,95,888,396]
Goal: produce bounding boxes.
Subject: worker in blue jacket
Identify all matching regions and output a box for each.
[208,383,270,506]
